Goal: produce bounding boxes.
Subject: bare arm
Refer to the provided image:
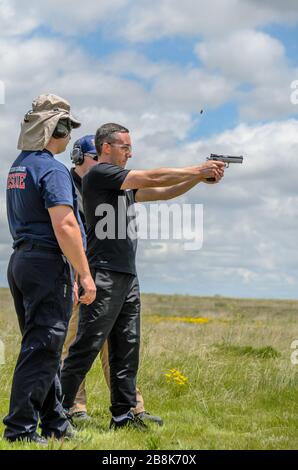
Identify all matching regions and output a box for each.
[48,205,96,304]
[121,161,225,190]
[135,167,225,202]
[135,177,201,202]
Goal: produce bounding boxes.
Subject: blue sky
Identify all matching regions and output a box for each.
[1,0,298,299]
[32,20,298,120]
[27,20,298,139]
[263,23,298,64]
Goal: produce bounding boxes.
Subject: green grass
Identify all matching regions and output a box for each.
[1,288,298,450]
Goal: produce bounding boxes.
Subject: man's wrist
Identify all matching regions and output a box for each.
[195,169,205,182]
[79,270,92,280]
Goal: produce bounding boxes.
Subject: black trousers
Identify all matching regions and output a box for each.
[3,243,73,440]
[61,269,141,417]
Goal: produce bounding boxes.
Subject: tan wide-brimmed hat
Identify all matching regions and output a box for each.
[18,93,81,151]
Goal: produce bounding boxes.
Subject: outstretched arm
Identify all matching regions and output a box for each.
[121,161,225,190]
[135,169,224,202]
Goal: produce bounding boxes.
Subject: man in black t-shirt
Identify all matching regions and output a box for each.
[62,135,160,425]
[61,123,225,429]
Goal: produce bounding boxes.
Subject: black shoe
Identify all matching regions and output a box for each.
[110,411,148,431]
[135,411,164,426]
[70,411,91,422]
[41,422,76,440]
[63,408,78,429]
[63,422,77,439]
[5,432,48,446]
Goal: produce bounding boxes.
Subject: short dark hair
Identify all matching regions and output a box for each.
[95,123,129,155]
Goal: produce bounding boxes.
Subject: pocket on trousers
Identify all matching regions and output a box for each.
[34,258,73,329]
[54,260,74,326]
[94,270,116,294]
[46,327,67,355]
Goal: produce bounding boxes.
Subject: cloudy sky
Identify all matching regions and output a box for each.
[1,0,298,299]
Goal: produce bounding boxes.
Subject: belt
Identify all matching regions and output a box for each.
[15,240,62,254]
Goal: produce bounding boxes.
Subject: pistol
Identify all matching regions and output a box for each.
[206,153,243,181]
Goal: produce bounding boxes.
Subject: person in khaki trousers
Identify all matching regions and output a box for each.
[61,135,162,425]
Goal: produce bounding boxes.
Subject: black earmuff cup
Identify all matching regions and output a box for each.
[52,119,72,139]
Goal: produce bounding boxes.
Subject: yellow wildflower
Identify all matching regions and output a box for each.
[164,368,188,386]
[149,315,209,325]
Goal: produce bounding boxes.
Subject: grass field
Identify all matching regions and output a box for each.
[0,287,298,450]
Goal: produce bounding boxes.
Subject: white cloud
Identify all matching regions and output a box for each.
[239,82,298,120]
[9,0,129,35]
[196,30,286,85]
[119,0,298,42]
[196,30,298,120]
[101,50,165,81]
[246,0,298,20]
[2,88,298,297]
[3,0,298,44]
[1,0,298,298]
[0,0,39,37]
[4,0,298,43]
[136,119,298,298]
[1,1,297,123]
[152,67,235,112]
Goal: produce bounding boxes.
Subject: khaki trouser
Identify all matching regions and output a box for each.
[62,303,145,414]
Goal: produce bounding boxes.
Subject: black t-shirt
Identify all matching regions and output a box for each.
[82,163,138,275]
[70,168,86,232]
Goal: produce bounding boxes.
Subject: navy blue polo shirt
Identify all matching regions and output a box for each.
[6,149,85,249]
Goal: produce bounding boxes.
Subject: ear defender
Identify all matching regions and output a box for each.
[70,141,84,165]
[52,119,72,139]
